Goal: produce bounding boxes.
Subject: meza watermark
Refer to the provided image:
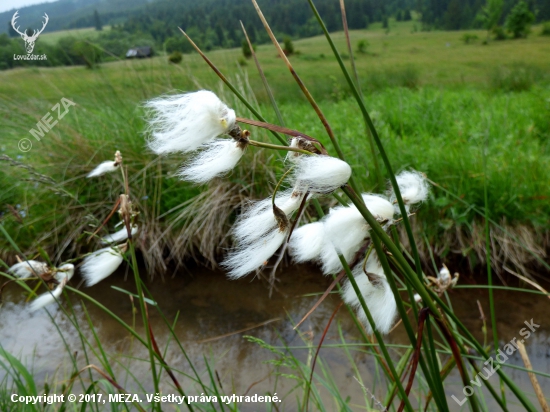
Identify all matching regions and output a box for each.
[18,98,76,152]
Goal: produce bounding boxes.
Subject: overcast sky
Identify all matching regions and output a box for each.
[0,0,57,13]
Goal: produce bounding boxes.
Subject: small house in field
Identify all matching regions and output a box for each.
[126,47,152,58]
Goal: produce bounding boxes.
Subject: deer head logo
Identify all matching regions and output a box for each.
[11,11,49,54]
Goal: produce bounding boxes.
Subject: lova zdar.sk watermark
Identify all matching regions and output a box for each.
[452,319,540,406]
[18,98,76,152]
[12,11,48,61]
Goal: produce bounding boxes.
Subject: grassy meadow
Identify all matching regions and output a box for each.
[1,19,549,274]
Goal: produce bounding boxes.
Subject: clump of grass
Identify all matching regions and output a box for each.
[365,65,420,91]
[489,63,546,92]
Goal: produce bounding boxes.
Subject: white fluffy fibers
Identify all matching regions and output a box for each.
[146,90,236,155]
[233,190,302,245]
[288,222,325,263]
[293,155,352,193]
[29,284,64,312]
[341,257,397,334]
[438,265,451,284]
[81,247,124,287]
[178,139,245,184]
[222,229,287,279]
[9,260,49,278]
[101,225,138,245]
[87,161,119,178]
[319,206,368,274]
[29,263,74,312]
[390,170,430,212]
[362,194,395,223]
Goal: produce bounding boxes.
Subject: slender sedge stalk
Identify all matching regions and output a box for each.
[128,241,160,410]
[307,0,423,279]
[248,139,312,155]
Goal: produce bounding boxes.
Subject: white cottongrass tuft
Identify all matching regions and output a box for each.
[101,225,138,244]
[390,170,430,213]
[232,190,302,245]
[87,161,119,178]
[81,246,124,287]
[9,260,49,278]
[222,229,287,280]
[29,263,74,312]
[293,155,351,193]
[146,90,236,155]
[316,194,394,274]
[341,255,397,334]
[319,205,367,274]
[178,139,245,183]
[438,265,451,284]
[288,222,325,263]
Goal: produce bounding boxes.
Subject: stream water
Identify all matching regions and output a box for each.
[1,265,549,411]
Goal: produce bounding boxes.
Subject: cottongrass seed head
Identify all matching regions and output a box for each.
[81,246,125,287]
[87,160,119,178]
[288,221,325,263]
[178,139,245,184]
[9,260,49,278]
[390,170,430,213]
[146,90,236,155]
[341,255,397,334]
[101,224,138,245]
[293,155,352,194]
[29,263,74,312]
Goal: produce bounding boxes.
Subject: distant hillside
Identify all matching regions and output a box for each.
[0,0,155,34]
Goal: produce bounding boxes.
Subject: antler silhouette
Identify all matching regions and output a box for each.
[29,13,49,40]
[11,11,26,37]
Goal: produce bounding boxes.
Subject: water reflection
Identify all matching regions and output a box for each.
[1,265,548,411]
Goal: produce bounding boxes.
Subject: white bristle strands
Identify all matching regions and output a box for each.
[390,170,430,213]
[178,139,245,184]
[9,260,49,278]
[438,265,451,284]
[341,255,397,334]
[293,155,352,193]
[362,194,395,223]
[87,161,119,178]
[319,206,368,274]
[222,229,287,279]
[233,190,301,245]
[29,263,74,312]
[29,285,64,312]
[146,90,236,155]
[101,225,138,245]
[81,247,124,287]
[288,222,325,263]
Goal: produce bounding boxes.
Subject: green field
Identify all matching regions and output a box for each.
[1,20,549,272]
[39,26,110,45]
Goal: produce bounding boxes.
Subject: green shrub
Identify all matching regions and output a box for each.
[241,39,255,59]
[462,33,479,44]
[541,22,550,36]
[505,0,534,38]
[356,39,369,54]
[237,56,247,66]
[168,51,182,64]
[283,37,294,55]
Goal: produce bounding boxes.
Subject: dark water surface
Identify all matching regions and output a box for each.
[1,265,549,411]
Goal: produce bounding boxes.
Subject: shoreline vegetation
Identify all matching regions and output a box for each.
[1,21,549,279]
